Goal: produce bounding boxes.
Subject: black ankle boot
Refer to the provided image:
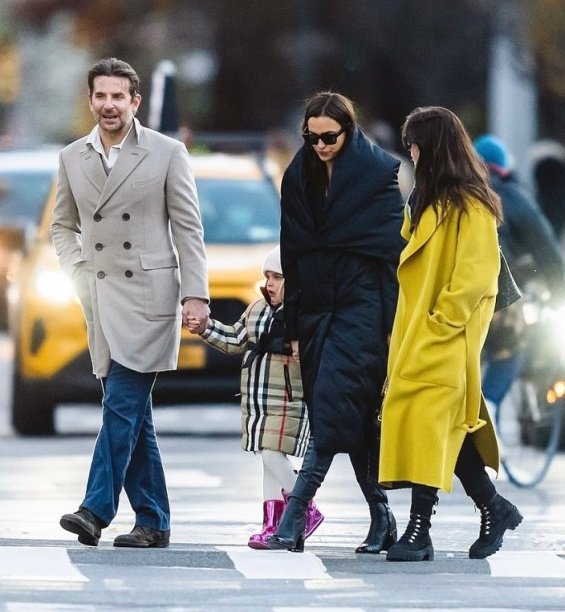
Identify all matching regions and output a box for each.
[469,493,523,559]
[355,502,397,554]
[386,484,437,562]
[265,497,307,552]
[386,514,434,561]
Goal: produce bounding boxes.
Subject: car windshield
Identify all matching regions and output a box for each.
[197,177,280,244]
[0,171,55,225]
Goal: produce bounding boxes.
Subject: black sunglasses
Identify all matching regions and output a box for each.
[302,127,345,146]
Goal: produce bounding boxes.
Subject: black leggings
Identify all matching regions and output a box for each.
[291,437,388,507]
[454,434,497,506]
[412,435,497,515]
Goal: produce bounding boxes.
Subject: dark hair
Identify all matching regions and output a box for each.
[401,106,502,229]
[87,58,140,99]
[301,91,358,198]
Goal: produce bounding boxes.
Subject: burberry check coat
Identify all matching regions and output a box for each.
[201,297,309,456]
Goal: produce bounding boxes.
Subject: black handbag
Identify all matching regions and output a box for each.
[495,249,522,312]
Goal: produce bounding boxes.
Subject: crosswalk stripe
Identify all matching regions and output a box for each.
[489,551,565,577]
[274,608,364,611]
[2,545,564,582]
[218,546,331,580]
[0,547,87,582]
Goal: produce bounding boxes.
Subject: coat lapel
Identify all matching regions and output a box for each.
[399,205,443,266]
[95,124,149,212]
[78,145,107,196]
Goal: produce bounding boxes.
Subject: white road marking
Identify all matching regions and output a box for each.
[5,606,94,611]
[218,545,331,580]
[165,469,222,488]
[489,551,565,577]
[0,547,87,582]
[275,608,364,612]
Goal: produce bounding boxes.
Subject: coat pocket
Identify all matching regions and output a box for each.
[131,175,161,190]
[70,260,94,320]
[139,250,180,320]
[399,314,466,388]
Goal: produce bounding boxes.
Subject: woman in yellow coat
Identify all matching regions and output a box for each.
[379,107,523,562]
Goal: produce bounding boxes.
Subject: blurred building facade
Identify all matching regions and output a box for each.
[0,0,563,165]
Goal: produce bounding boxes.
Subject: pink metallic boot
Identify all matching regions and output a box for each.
[305,499,324,538]
[248,499,286,549]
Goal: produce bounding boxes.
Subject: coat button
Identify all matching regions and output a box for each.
[122,213,130,221]
[93,213,102,222]
[125,270,133,278]
[97,271,106,279]
[95,243,103,251]
[123,241,131,250]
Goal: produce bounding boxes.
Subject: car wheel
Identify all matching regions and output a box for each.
[11,363,56,436]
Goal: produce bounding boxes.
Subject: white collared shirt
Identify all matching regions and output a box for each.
[86,121,136,169]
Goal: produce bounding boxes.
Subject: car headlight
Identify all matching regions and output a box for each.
[522,301,541,325]
[34,268,77,304]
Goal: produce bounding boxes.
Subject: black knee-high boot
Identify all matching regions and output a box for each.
[386,485,438,562]
[456,435,523,559]
[350,442,397,554]
[265,439,333,552]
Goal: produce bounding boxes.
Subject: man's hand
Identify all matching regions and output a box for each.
[182,298,210,330]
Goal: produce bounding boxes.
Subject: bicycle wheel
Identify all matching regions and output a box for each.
[497,379,562,488]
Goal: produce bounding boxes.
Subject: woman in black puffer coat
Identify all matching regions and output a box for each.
[266,92,405,553]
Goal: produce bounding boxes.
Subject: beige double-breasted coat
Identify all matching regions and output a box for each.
[51,119,209,377]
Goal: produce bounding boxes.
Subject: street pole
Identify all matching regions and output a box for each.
[487,0,537,184]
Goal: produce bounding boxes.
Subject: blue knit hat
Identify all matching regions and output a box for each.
[474,134,509,169]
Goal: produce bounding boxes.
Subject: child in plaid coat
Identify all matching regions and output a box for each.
[187,246,323,548]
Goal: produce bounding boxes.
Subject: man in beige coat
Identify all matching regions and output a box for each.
[53,58,209,548]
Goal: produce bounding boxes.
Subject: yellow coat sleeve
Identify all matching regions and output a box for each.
[432,202,499,329]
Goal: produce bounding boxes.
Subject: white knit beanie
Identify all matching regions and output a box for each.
[262,245,282,275]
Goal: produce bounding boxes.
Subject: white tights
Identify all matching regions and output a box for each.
[261,449,297,501]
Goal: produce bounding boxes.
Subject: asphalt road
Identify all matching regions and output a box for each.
[1,332,565,611]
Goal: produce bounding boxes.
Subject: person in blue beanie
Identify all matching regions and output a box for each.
[474,135,565,415]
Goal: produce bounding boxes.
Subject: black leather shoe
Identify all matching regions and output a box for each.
[60,507,102,546]
[356,502,398,554]
[264,497,307,553]
[113,525,170,548]
[266,533,305,552]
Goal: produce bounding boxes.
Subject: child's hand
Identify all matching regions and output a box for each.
[187,316,208,335]
[291,339,300,362]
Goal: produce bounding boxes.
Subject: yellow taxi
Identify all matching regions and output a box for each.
[0,147,60,328]
[7,153,279,434]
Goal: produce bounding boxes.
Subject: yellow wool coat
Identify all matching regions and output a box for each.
[379,198,501,492]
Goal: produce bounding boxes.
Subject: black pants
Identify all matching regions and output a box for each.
[413,434,497,514]
[454,434,497,505]
[291,437,388,508]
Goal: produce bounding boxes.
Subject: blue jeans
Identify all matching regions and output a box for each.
[81,361,170,531]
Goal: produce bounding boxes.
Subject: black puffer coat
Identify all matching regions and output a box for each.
[281,128,405,453]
